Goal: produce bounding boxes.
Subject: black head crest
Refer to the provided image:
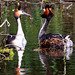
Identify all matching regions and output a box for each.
[18,6,21,10]
[45,5,54,9]
[49,5,54,9]
[45,5,49,9]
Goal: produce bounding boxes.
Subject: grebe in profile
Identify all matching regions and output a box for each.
[38,5,73,49]
[6,6,31,51]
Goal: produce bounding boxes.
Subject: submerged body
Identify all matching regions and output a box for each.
[40,33,65,49]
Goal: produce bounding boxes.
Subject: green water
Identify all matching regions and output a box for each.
[0,1,75,75]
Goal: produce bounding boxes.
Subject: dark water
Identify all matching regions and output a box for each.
[0,1,75,75]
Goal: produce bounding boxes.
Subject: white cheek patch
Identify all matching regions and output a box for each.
[43,8,45,12]
[19,10,23,15]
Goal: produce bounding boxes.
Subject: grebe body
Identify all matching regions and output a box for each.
[6,7,31,51]
[39,5,73,49]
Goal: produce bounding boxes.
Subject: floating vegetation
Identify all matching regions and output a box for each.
[0,48,14,62]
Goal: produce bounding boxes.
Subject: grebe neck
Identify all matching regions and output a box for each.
[39,16,52,41]
[17,18,24,35]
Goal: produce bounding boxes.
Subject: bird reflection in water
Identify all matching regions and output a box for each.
[15,51,25,75]
[38,47,73,75]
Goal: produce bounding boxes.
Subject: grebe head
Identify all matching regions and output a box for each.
[41,5,54,18]
[14,6,31,19]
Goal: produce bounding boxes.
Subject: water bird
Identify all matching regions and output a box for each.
[5,6,31,51]
[38,5,73,49]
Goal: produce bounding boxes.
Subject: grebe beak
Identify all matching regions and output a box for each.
[23,12,31,16]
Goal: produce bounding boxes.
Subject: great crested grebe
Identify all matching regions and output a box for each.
[6,6,31,51]
[38,5,73,49]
